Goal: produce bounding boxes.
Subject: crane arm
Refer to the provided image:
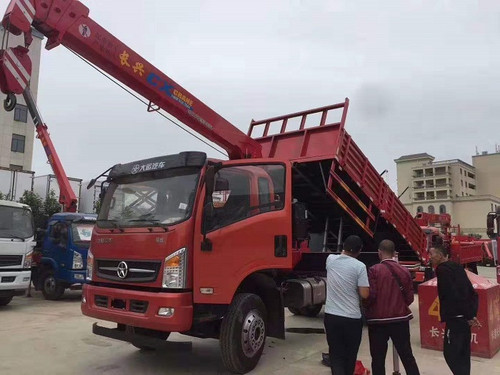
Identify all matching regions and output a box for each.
[0,0,262,160]
[23,87,78,212]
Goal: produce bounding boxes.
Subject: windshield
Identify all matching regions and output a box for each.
[71,222,94,248]
[0,206,34,239]
[98,168,201,228]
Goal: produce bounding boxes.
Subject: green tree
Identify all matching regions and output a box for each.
[0,192,4,200]
[94,199,101,215]
[43,190,62,219]
[19,190,45,228]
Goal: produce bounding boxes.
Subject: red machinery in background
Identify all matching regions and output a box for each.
[415,212,483,273]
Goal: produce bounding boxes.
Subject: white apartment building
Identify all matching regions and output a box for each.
[395,152,500,237]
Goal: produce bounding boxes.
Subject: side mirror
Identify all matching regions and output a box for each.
[35,229,46,248]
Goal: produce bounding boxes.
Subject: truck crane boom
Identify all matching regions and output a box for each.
[0,0,262,160]
[23,87,78,212]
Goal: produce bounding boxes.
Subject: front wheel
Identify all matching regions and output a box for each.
[0,296,13,306]
[41,271,65,300]
[220,293,267,374]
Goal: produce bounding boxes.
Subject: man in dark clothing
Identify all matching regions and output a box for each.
[430,246,481,375]
[365,240,420,375]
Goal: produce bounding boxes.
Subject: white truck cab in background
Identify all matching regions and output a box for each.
[0,200,35,306]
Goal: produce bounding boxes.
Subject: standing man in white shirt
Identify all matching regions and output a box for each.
[324,235,370,375]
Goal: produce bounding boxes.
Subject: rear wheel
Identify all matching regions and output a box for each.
[299,304,323,317]
[0,296,13,306]
[466,262,478,275]
[41,271,65,300]
[288,307,301,315]
[220,293,267,374]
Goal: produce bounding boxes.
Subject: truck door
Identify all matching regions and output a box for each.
[193,163,292,304]
[47,222,69,277]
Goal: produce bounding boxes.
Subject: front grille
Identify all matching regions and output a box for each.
[96,259,161,283]
[95,295,108,308]
[130,300,149,313]
[0,255,22,267]
[94,295,149,314]
[1,276,16,283]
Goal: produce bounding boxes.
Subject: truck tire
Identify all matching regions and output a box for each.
[0,296,13,306]
[288,304,322,317]
[288,307,302,315]
[299,304,323,317]
[41,271,65,300]
[220,293,267,374]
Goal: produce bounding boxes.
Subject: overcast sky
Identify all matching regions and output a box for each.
[26,0,500,191]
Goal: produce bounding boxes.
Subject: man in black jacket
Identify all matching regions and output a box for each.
[430,246,481,375]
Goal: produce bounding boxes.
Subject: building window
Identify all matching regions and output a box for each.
[11,134,25,153]
[14,104,28,123]
[428,205,435,214]
[417,206,423,213]
[9,164,23,171]
[439,205,446,214]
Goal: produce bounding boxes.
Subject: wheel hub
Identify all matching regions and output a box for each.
[241,309,265,358]
[44,276,56,293]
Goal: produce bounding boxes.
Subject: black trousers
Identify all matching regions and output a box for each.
[368,321,420,375]
[444,318,471,375]
[324,313,363,375]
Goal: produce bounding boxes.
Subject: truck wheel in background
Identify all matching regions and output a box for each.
[466,262,478,275]
[299,304,323,317]
[131,328,170,351]
[288,307,302,315]
[220,293,267,374]
[41,271,65,300]
[0,296,13,306]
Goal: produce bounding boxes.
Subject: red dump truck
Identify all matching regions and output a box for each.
[1,1,432,373]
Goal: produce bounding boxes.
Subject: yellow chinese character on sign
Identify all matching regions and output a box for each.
[132,62,145,76]
[119,50,131,67]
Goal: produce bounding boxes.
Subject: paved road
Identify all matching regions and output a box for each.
[0,267,498,375]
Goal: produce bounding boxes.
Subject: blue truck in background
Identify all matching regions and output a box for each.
[33,213,96,300]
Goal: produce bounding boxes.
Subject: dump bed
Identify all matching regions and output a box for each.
[248,99,428,264]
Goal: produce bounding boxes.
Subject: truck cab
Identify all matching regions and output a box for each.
[36,213,96,300]
[0,200,35,306]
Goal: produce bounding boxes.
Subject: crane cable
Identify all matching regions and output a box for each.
[67,49,228,158]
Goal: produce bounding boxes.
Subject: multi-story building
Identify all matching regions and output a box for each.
[395,152,500,237]
[0,27,43,172]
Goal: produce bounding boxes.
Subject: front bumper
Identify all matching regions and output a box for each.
[81,284,193,332]
[59,269,86,284]
[0,270,31,295]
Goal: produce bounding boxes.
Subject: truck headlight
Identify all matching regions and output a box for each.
[86,249,94,281]
[162,248,187,289]
[73,251,84,270]
[23,250,33,269]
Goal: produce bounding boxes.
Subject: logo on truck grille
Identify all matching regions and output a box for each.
[117,261,129,279]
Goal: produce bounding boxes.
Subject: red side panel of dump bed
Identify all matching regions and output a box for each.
[248,99,428,263]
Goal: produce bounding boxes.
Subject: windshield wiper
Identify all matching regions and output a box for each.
[125,219,169,232]
[2,233,26,241]
[97,219,120,228]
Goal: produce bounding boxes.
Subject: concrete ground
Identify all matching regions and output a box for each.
[0,267,498,375]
